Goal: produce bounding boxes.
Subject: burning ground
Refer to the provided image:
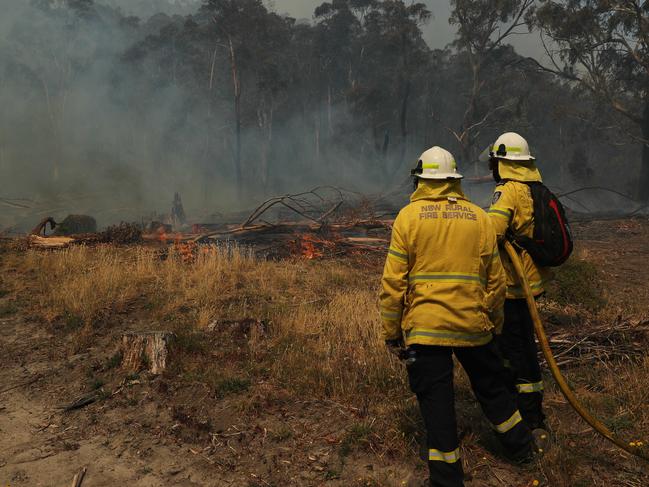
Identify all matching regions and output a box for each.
[1,217,649,486]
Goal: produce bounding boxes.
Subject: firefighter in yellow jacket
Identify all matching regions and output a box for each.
[487,132,552,436]
[380,146,534,487]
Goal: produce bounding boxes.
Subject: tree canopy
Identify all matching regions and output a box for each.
[0,0,642,213]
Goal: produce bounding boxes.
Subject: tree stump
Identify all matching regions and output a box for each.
[121,331,174,375]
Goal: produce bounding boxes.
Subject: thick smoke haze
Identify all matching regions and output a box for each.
[0,0,417,230]
[0,1,326,227]
[1,1,181,224]
[0,0,641,231]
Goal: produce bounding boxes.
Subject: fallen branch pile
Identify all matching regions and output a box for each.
[189,187,393,257]
[192,220,391,257]
[26,187,394,258]
[544,318,649,367]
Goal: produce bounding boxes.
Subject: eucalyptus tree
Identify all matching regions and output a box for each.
[533,0,649,201]
[448,0,535,172]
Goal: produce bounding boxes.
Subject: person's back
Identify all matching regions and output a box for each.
[487,132,552,437]
[383,180,503,347]
[489,179,552,298]
[380,146,534,487]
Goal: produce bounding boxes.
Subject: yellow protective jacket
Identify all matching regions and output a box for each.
[487,161,552,299]
[380,180,506,347]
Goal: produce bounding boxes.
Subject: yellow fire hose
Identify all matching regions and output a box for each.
[503,241,648,461]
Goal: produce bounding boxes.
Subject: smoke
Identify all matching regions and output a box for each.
[102,0,200,18]
[0,0,154,226]
[0,0,408,231]
[0,1,642,233]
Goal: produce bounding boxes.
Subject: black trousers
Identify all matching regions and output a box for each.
[498,299,546,430]
[406,341,533,487]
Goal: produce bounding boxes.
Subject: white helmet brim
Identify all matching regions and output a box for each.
[417,172,464,180]
[499,154,536,162]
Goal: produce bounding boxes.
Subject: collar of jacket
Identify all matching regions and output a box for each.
[410,180,467,202]
[498,160,542,182]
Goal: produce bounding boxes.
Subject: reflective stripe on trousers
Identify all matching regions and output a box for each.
[516,381,544,393]
[429,447,461,463]
[494,410,523,434]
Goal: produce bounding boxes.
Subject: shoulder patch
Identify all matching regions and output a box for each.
[492,191,502,205]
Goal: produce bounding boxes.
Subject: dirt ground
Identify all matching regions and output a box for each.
[1,217,648,487]
[0,314,417,487]
[571,218,649,315]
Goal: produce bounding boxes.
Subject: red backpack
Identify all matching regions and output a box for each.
[511,182,573,267]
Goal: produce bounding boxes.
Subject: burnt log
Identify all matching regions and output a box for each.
[121,331,174,375]
[31,217,57,236]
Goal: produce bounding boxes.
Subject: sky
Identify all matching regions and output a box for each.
[271,0,543,59]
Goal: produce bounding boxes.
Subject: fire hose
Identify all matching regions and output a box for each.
[503,240,648,461]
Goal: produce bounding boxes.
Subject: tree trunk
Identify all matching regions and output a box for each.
[639,100,649,202]
[258,102,273,193]
[315,109,321,166]
[41,78,62,183]
[327,84,333,137]
[204,45,219,205]
[398,80,411,172]
[121,331,174,375]
[228,36,242,202]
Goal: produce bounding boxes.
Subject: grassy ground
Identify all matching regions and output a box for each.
[1,221,648,486]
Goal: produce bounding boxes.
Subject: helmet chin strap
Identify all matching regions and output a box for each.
[412,176,420,191]
[489,158,502,183]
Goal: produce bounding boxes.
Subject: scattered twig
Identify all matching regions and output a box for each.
[317,201,343,223]
[241,188,348,228]
[0,375,43,395]
[70,467,87,487]
[60,393,99,412]
[542,319,649,367]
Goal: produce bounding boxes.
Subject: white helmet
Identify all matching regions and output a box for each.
[413,146,463,180]
[491,132,535,161]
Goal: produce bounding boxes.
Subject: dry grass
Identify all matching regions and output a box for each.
[21,244,406,403]
[5,242,649,486]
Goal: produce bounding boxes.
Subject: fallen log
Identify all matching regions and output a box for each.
[121,331,174,375]
[29,235,75,248]
[194,219,393,243]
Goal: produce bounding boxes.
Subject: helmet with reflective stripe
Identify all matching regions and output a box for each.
[490,132,535,161]
[412,146,463,180]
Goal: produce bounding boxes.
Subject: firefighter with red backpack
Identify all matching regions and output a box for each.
[487,132,573,445]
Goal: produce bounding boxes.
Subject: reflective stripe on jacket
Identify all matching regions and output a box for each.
[488,161,552,299]
[380,180,506,347]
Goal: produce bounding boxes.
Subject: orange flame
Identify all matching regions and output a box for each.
[301,239,321,260]
[157,230,183,244]
[297,233,335,259]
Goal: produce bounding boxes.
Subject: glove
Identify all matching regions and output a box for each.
[385,338,405,358]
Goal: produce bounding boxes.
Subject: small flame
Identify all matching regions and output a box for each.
[157,229,183,244]
[177,242,194,263]
[297,233,334,259]
[302,239,321,260]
